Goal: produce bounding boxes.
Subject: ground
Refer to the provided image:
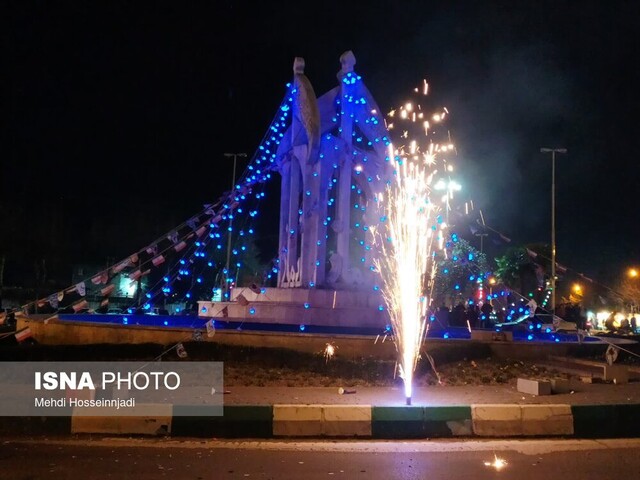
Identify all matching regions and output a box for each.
[1,340,623,389]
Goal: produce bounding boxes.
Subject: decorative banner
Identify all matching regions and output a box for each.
[91,272,108,285]
[48,294,59,309]
[113,260,131,274]
[100,298,109,307]
[57,291,64,302]
[129,269,142,281]
[72,300,88,312]
[176,343,188,359]
[196,226,207,237]
[129,254,139,264]
[146,244,158,256]
[192,331,204,342]
[75,282,86,296]
[221,306,229,318]
[101,284,116,296]
[206,320,215,337]
[236,294,249,306]
[167,231,179,244]
[174,241,187,252]
[37,299,47,308]
[526,248,538,258]
[14,327,33,343]
[152,255,165,267]
[186,218,198,230]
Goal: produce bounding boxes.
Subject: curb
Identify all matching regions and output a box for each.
[2,404,640,439]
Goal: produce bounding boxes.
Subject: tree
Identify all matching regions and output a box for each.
[494,244,550,300]
[433,239,489,305]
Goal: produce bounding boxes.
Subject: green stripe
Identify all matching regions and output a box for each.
[572,404,640,438]
[372,406,471,438]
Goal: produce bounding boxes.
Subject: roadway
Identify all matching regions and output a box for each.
[1,437,637,479]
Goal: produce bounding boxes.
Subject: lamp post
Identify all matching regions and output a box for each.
[540,147,567,314]
[223,152,246,300]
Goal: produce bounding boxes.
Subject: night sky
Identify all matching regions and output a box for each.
[3,1,640,289]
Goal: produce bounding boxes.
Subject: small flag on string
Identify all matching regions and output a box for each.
[101,284,116,296]
[186,218,198,230]
[526,248,538,258]
[167,231,179,244]
[236,294,249,306]
[75,282,86,296]
[221,306,229,318]
[196,226,207,237]
[176,343,188,358]
[152,255,165,267]
[174,241,187,252]
[48,294,59,309]
[100,298,109,307]
[72,300,88,312]
[129,269,142,281]
[15,327,33,343]
[192,331,204,342]
[91,272,108,285]
[113,260,130,274]
[130,253,139,264]
[556,263,567,274]
[146,244,158,256]
[206,320,215,337]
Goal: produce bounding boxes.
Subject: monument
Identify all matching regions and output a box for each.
[198,51,394,329]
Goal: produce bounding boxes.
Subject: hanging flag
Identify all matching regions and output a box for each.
[192,331,204,342]
[100,298,109,307]
[236,294,249,306]
[211,215,223,224]
[167,231,179,244]
[37,299,47,308]
[101,284,116,296]
[57,291,64,302]
[186,218,198,230]
[196,226,207,237]
[221,306,229,318]
[15,327,33,343]
[249,283,262,295]
[526,248,538,258]
[129,269,142,281]
[72,300,88,312]
[146,244,158,256]
[556,263,567,274]
[75,282,86,296]
[176,343,188,359]
[91,272,108,285]
[48,294,59,309]
[130,253,139,264]
[152,255,165,267]
[65,285,77,294]
[113,260,130,274]
[174,241,187,252]
[206,320,215,337]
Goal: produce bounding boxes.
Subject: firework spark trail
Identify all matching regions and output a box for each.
[371,80,453,404]
[372,149,445,403]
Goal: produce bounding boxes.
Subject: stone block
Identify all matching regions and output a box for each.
[322,405,371,437]
[550,378,572,394]
[472,404,522,436]
[517,378,552,396]
[521,405,573,436]
[273,405,322,436]
[604,365,629,384]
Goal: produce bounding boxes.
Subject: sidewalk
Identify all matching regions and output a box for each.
[4,382,640,440]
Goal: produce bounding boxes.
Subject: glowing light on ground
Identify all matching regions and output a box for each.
[484,454,508,470]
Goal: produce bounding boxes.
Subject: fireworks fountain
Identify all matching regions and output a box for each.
[371,80,455,405]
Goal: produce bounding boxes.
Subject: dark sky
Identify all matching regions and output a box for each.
[3,0,640,287]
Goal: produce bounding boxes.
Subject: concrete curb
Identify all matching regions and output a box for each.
[3,404,640,439]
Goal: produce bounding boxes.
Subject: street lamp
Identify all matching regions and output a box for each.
[540,147,567,313]
[223,152,247,300]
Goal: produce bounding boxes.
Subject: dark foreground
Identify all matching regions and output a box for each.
[1,437,638,480]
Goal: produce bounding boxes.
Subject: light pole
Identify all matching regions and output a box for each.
[540,147,567,314]
[223,152,246,300]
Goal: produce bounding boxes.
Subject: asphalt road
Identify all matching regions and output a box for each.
[1,437,638,480]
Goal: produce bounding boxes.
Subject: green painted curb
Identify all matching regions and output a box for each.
[372,406,472,438]
[572,404,640,438]
[171,405,273,438]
